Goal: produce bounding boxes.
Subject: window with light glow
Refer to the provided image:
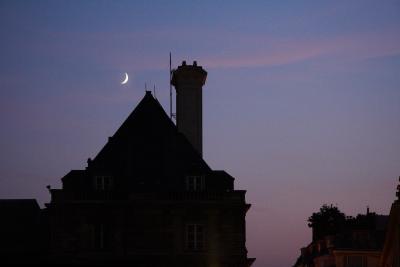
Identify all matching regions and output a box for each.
[186,176,205,191]
[94,176,113,191]
[343,255,367,267]
[185,224,205,251]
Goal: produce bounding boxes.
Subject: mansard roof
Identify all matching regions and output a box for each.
[88,91,211,178]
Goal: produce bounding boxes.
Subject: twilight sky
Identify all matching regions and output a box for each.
[1,1,399,266]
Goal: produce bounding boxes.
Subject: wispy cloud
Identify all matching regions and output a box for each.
[5,24,399,73]
[202,30,400,69]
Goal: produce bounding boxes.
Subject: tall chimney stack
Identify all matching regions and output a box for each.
[171,60,207,156]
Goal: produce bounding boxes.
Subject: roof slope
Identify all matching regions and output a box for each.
[89,92,211,183]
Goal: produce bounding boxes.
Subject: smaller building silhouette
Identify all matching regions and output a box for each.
[0,199,44,264]
[380,177,400,267]
[294,205,388,267]
[293,180,400,267]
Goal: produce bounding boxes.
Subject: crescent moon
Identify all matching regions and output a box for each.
[121,72,129,85]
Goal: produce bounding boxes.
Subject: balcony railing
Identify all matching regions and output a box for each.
[49,189,246,204]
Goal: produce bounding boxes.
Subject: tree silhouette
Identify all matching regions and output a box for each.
[308,204,347,241]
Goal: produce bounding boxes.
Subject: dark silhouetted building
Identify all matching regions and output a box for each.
[0,199,43,264]
[0,61,255,266]
[294,205,389,267]
[380,178,400,267]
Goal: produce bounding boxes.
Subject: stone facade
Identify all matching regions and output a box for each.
[44,90,254,266]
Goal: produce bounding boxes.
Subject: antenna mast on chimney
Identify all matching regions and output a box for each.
[169,52,173,119]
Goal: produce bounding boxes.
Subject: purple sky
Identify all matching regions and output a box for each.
[1,1,399,266]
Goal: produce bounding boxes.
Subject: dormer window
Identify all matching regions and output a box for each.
[186,175,205,191]
[94,176,113,191]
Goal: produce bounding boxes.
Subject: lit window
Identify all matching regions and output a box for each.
[344,256,367,267]
[185,224,205,251]
[93,223,106,249]
[186,176,205,191]
[94,176,113,191]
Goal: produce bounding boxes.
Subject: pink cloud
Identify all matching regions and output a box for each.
[16,26,400,72]
[202,30,400,69]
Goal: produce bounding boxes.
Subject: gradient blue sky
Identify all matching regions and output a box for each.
[1,1,399,266]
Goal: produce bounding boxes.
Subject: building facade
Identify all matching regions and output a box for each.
[293,179,400,267]
[380,178,400,267]
[294,206,388,267]
[0,199,43,264]
[43,62,255,266]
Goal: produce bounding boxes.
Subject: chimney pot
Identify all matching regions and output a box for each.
[182,60,186,66]
[193,61,197,66]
